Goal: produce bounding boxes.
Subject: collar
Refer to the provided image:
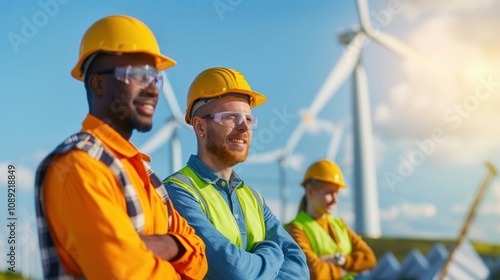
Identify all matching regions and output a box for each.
[187,155,244,190]
[81,114,151,162]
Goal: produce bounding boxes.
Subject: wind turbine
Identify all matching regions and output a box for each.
[250,0,426,236]
[327,0,428,237]
[243,28,368,223]
[346,0,430,237]
[141,73,188,173]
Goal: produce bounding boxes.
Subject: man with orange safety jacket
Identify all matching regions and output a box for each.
[35,15,208,279]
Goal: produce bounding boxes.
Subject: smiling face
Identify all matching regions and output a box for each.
[306,180,340,218]
[87,53,159,139]
[194,95,252,168]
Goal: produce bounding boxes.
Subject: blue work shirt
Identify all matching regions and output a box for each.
[164,155,309,280]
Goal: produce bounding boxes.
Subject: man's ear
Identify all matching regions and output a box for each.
[88,74,106,97]
[192,117,207,138]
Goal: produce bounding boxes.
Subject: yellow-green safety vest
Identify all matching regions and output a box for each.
[165,166,266,251]
[288,211,356,280]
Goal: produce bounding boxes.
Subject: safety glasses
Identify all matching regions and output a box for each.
[202,111,258,130]
[97,65,163,90]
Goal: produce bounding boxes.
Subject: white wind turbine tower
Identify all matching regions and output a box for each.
[330,0,427,237]
[141,74,187,174]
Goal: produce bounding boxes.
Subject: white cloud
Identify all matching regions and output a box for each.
[404,0,497,19]
[477,183,500,215]
[479,203,500,215]
[451,184,500,216]
[402,202,437,218]
[380,205,399,220]
[451,203,466,214]
[265,197,355,226]
[0,162,35,192]
[380,201,437,221]
[373,2,500,166]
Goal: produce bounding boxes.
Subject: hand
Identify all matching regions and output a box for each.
[320,254,346,267]
[320,255,335,263]
[332,253,346,267]
[140,234,185,261]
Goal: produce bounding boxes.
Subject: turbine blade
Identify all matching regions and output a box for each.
[283,122,307,155]
[284,154,305,172]
[140,119,178,154]
[367,30,429,67]
[308,32,366,118]
[246,150,284,164]
[308,118,336,133]
[282,33,365,156]
[327,120,346,161]
[162,73,185,122]
[355,0,372,31]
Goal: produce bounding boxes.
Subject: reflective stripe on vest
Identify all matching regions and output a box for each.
[289,211,352,256]
[166,166,266,251]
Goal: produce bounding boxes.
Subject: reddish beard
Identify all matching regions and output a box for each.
[206,125,250,167]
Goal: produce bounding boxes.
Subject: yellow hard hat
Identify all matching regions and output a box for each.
[185,67,267,124]
[71,15,176,81]
[301,159,347,189]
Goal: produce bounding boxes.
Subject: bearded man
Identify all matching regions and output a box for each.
[163,67,309,280]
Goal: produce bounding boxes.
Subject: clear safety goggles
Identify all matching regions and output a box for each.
[97,65,163,90]
[202,111,258,130]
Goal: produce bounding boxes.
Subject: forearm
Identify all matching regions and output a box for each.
[207,240,284,280]
[264,208,308,280]
[277,251,310,280]
[285,223,343,279]
[45,160,182,278]
[166,184,283,280]
[344,228,377,272]
[166,202,208,280]
[140,234,185,261]
[344,248,377,272]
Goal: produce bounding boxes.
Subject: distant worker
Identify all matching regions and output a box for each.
[286,159,376,279]
[163,67,309,279]
[35,15,207,279]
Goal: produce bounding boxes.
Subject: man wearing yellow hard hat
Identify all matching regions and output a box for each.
[35,15,207,279]
[163,67,309,279]
[286,160,376,280]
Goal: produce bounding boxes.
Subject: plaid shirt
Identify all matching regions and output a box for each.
[35,132,169,279]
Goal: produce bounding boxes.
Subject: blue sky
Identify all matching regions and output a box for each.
[1,0,500,277]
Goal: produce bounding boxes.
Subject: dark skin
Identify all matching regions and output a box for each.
[86,52,185,261]
[87,53,159,140]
